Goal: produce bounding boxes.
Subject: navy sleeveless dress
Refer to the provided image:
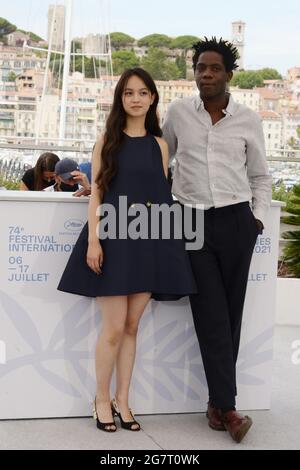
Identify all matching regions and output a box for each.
[57,133,197,300]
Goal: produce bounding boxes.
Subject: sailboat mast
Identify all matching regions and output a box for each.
[59,0,73,144]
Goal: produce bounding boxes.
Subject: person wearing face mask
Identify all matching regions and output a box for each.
[53,158,90,194]
[20,153,81,192]
[20,152,60,191]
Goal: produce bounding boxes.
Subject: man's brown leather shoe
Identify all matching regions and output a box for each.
[220,410,253,443]
[206,402,226,431]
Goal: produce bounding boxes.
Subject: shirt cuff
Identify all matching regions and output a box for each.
[252,207,268,228]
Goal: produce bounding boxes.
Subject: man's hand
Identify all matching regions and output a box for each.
[255,219,264,234]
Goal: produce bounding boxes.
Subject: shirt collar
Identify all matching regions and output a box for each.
[194,92,237,116]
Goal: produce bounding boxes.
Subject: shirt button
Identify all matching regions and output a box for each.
[232,195,237,200]
[146,201,152,207]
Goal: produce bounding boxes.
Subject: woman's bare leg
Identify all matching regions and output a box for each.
[115,292,151,428]
[95,295,128,429]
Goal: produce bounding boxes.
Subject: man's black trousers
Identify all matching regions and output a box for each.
[183,201,259,409]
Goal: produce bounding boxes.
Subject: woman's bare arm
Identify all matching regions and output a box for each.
[19,181,29,191]
[154,136,169,179]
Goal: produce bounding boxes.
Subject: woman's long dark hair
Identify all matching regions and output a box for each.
[34,152,59,190]
[95,68,162,193]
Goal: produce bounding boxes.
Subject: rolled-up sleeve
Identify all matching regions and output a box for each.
[246,114,272,225]
[162,104,178,167]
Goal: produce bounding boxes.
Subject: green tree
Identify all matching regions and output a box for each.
[138,34,172,48]
[141,48,180,80]
[231,68,282,89]
[175,53,187,79]
[272,183,292,203]
[7,71,17,82]
[170,35,199,50]
[76,57,105,78]
[141,48,166,79]
[231,70,264,89]
[287,137,298,149]
[71,40,82,53]
[50,55,104,85]
[281,184,300,277]
[17,29,43,42]
[112,50,140,75]
[0,17,17,40]
[259,68,282,80]
[110,32,135,49]
[28,32,43,42]
[84,57,96,78]
[165,61,181,80]
[0,177,19,190]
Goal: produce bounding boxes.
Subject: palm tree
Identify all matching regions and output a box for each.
[281,184,300,277]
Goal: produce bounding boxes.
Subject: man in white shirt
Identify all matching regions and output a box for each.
[163,37,272,443]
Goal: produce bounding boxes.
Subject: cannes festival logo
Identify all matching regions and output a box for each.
[64,219,84,231]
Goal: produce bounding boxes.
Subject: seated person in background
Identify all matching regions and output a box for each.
[68,161,92,196]
[20,152,59,191]
[72,162,91,197]
[79,162,91,183]
[54,158,91,196]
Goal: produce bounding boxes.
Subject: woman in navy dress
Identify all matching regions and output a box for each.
[58,68,196,432]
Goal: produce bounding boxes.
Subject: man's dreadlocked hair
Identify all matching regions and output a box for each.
[192,37,240,72]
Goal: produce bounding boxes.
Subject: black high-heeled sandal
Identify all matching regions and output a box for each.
[111,397,141,431]
[93,397,117,432]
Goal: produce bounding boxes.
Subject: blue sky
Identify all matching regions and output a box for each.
[1,0,299,75]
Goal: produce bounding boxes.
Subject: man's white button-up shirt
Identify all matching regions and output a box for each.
[162,94,272,224]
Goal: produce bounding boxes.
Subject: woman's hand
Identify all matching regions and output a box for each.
[86,240,103,274]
